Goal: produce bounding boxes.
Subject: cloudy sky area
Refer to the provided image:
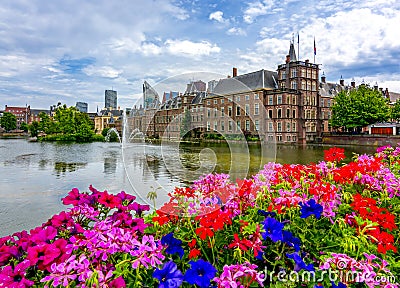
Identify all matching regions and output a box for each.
[0,0,399,111]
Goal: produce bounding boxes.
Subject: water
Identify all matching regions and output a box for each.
[0,138,377,236]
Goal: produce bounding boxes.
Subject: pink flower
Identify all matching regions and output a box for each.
[0,260,34,287]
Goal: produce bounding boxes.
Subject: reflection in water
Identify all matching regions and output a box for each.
[54,162,87,176]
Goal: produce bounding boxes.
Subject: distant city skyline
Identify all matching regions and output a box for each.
[0,0,399,112]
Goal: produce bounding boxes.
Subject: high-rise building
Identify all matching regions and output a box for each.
[76,101,88,113]
[105,90,117,109]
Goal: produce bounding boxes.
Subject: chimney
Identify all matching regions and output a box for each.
[321,72,326,83]
[305,59,309,64]
[286,55,290,63]
[351,78,355,88]
[373,82,378,90]
[233,67,238,77]
[340,76,344,86]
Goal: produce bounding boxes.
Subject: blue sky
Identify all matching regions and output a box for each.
[0,0,399,111]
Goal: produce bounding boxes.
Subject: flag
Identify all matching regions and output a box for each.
[297,32,299,44]
[314,37,316,55]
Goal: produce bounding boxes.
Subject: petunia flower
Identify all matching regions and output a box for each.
[299,199,323,219]
[184,259,217,288]
[261,217,284,242]
[286,252,314,272]
[161,233,184,259]
[153,261,184,288]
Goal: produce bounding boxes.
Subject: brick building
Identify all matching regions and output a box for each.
[4,105,30,129]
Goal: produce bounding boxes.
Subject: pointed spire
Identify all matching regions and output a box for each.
[288,41,297,62]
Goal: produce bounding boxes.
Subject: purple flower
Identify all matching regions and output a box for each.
[153,261,184,288]
[282,231,301,252]
[299,199,323,219]
[286,252,314,272]
[184,259,217,288]
[262,217,284,242]
[161,233,184,259]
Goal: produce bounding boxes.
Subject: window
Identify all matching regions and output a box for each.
[207,100,210,105]
[228,107,232,117]
[245,95,249,101]
[246,120,250,131]
[286,109,290,118]
[214,121,218,131]
[269,96,273,105]
[228,121,233,131]
[320,99,324,107]
[255,120,259,131]
[287,135,291,142]
[292,96,296,105]
[254,103,259,115]
[221,99,224,104]
[286,122,291,132]
[327,100,331,107]
[306,110,311,119]
[221,121,225,131]
[292,109,296,118]
[268,122,273,132]
[281,71,286,79]
[286,95,290,104]
[228,97,232,102]
[221,107,225,116]
[291,69,297,77]
[214,99,217,104]
[207,109,211,118]
[236,95,240,102]
[245,104,250,116]
[312,82,316,91]
[301,80,306,90]
[268,110,273,119]
[277,135,282,142]
[291,81,297,89]
[311,110,315,119]
[293,135,296,142]
[214,109,217,118]
[236,106,241,116]
[277,122,282,132]
[268,135,274,141]
[277,95,282,104]
[277,109,282,118]
[207,121,210,131]
[236,120,241,131]
[254,94,259,100]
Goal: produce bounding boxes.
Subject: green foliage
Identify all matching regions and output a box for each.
[330,85,390,131]
[180,108,191,139]
[37,105,96,142]
[391,99,400,121]
[28,121,40,137]
[91,134,105,142]
[101,127,110,137]
[20,122,29,132]
[0,112,17,131]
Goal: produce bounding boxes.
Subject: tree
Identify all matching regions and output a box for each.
[330,85,390,132]
[20,122,29,132]
[391,99,400,121]
[0,112,17,132]
[28,121,40,137]
[180,108,192,139]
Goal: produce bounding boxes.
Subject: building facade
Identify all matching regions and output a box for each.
[105,90,117,110]
[76,102,88,113]
[4,105,30,129]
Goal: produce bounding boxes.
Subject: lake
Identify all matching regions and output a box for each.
[0,138,377,236]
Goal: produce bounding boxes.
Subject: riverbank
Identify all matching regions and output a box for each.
[322,134,400,146]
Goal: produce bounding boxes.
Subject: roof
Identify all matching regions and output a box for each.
[185,80,206,94]
[191,92,206,105]
[211,69,278,96]
[30,109,50,116]
[319,82,348,97]
[389,91,400,103]
[288,42,297,62]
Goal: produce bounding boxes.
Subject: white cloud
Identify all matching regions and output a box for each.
[243,0,274,23]
[227,27,247,36]
[209,11,225,23]
[140,42,162,56]
[165,39,221,57]
[83,66,122,79]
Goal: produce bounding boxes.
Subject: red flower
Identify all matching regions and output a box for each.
[228,233,253,251]
[195,227,214,240]
[98,191,122,209]
[324,147,345,162]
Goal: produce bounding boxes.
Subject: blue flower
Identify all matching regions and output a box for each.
[331,282,347,288]
[258,209,276,218]
[184,259,217,288]
[282,230,301,252]
[299,199,323,219]
[153,261,184,288]
[161,233,184,259]
[286,252,314,272]
[262,217,284,242]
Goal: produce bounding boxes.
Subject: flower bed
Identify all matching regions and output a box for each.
[1,146,399,287]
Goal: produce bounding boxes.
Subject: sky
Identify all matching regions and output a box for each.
[0,0,399,111]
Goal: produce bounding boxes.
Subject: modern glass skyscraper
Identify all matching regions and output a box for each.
[105,90,117,109]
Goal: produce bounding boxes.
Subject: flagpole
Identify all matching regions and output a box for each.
[313,37,316,63]
[297,32,300,61]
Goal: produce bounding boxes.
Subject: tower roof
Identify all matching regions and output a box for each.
[289,42,297,62]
